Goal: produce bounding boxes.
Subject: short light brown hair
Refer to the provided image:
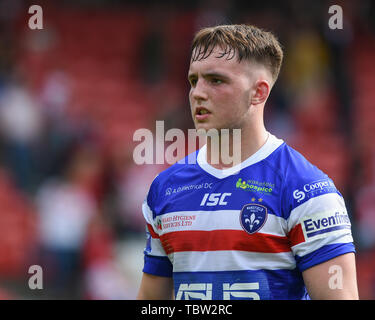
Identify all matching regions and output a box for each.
[191,24,284,82]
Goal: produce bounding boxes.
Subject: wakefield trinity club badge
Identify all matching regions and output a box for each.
[240,204,268,234]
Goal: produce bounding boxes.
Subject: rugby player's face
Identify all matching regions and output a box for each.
[188,47,252,131]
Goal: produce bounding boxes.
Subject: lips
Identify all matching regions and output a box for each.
[195,107,211,120]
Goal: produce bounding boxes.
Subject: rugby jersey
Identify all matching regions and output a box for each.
[141,133,355,300]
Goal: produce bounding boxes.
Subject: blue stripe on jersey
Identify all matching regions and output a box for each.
[295,243,356,272]
[173,269,307,300]
[143,255,173,277]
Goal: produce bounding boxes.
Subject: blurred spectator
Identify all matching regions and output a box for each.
[283,27,331,102]
[355,185,375,249]
[35,145,101,298]
[82,215,133,299]
[84,259,134,300]
[0,74,44,193]
[139,5,169,85]
[117,163,166,233]
[40,69,71,122]
[35,69,77,181]
[108,144,167,234]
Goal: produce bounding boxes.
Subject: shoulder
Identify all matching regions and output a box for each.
[266,142,325,180]
[146,150,200,208]
[264,141,330,188]
[266,142,340,217]
[152,150,200,186]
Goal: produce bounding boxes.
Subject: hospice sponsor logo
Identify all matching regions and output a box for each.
[301,211,351,240]
[165,182,213,196]
[235,178,274,195]
[293,179,336,203]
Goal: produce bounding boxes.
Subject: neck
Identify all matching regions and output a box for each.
[206,122,268,170]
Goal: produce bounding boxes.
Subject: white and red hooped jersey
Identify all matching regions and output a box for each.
[141,133,355,300]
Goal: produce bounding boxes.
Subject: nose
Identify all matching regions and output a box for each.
[190,79,208,102]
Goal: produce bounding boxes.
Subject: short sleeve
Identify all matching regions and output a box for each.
[284,176,355,272]
[142,189,173,277]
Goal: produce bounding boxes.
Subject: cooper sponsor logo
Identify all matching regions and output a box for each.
[302,211,351,238]
[293,189,305,203]
[303,180,335,192]
[293,179,336,203]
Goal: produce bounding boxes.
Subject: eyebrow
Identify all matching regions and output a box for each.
[188,71,230,81]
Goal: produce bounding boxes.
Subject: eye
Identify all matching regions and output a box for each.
[189,78,197,87]
[211,78,223,84]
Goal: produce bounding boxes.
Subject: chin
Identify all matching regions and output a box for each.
[194,122,218,132]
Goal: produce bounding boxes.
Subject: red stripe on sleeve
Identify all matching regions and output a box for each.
[147,223,160,239]
[288,224,305,247]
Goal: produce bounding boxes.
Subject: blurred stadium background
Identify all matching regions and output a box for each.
[0,0,374,299]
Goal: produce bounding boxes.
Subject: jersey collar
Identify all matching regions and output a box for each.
[197,132,284,179]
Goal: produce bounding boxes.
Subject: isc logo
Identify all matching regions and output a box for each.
[200,193,231,206]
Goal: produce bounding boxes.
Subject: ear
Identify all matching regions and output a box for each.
[250,80,270,105]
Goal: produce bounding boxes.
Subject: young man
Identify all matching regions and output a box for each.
[137,24,358,300]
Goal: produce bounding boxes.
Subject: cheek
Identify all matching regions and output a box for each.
[188,90,194,111]
[189,87,193,99]
[216,88,247,113]
[212,87,232,104]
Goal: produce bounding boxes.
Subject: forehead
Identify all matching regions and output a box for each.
[189,46,248,76]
